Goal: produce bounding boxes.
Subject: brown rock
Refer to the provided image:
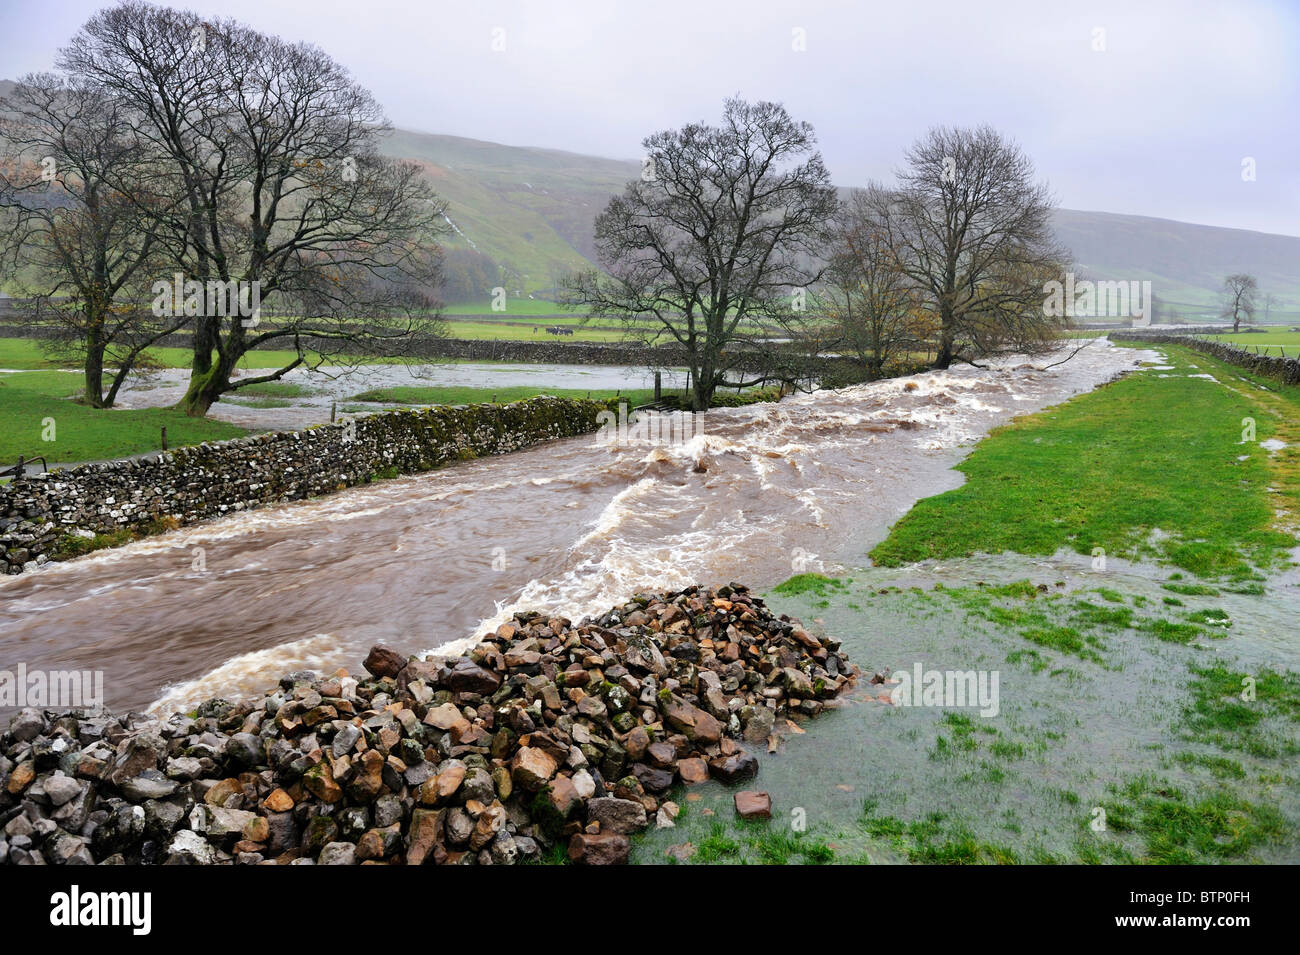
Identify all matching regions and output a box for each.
[405,808,445,866]
[356,828,386,860]
[348,749,385,801]
[363,645,407,678]
[646,741,677,768]
[419,762,466,804]
[262,788,294,813]
[586,797,647,834]
[708,752,759,783]
[449,658,502,694]
[511,746,557,792]
[664,698,721,745]
[678,757,709,784]
[543,774,582,819]
[5,761,34,794]
[424,703,471,739]
[242,815,270,842]
[302,762,343,804]
[624,725,651,761]
[734,790,772,819]
[204,777,246,807]
[470,802,507,851]
[568,831,630,865]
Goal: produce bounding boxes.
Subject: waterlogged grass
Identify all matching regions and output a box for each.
[771,573,851,598]
[438,319,631,342]
[859,804,1023,864]
[683,819,834,865]
[233,380,317,398]
[0,368,247,464]
[626,569,1300,865]
[1095,776,1288,864]
[1182,664,1300,759]
[870,346,1298,581]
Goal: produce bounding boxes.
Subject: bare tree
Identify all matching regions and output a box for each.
[822,186,926,379]
[562,98,839,411]
[0,73,184,407]
[59,2,448,416]
[1221,274,1258,333]
[1262,292,1281,324]
[869,126,1068,369]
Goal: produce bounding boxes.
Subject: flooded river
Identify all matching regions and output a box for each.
[0,340,1155,713]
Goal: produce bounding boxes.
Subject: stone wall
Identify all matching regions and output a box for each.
[1109,332,1300,385]
[0,396,614,574]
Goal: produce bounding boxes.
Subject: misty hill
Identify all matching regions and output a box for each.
[4,73,1295,320]
[380,127,1300,319]
[380,127,638,298]
[1051,209,1300,319]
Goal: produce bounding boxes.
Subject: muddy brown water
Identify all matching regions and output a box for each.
[0,341,1155,714]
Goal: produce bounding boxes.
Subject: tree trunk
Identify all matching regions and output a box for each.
[932,307,956,370]
[176,362,227,417]
[83,304,107,408]
[932,331,954,369]
[692,355,717,411]
[178,315,223,417]
[84,341,106,408]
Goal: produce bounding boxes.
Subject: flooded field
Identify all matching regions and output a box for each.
[633,553,1300,864]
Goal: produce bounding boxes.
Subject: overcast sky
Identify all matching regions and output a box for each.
[3,0,1297,235]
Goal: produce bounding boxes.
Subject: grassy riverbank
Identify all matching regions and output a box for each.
[870,345,1299,581]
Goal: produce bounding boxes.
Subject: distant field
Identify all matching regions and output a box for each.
[440,319,635,342]
[1203,331,1300,356]
[440,300,580,317]
[348,384,662,406]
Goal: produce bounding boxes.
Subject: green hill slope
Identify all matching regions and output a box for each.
[379,127,1300,320]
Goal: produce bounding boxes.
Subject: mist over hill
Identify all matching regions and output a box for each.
[3,72,1295,320]
[378,126,1300,319]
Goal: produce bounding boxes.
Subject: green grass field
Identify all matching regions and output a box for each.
[439,319,633,342]
[0,337,328,372]
[1204,331,1300,356]
[870,345,1299,580]
[0,368,247,465]
[439,300,580,316]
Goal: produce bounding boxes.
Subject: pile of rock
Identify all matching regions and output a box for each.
[0,583,855,865]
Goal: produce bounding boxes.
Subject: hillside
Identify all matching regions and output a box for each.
[380,127,1300,320]
[4,72,1296,320]
[379,127,637,299]
[1050,209,1300,320]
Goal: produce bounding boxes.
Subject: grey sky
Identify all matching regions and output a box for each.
[3,0,1296,235]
